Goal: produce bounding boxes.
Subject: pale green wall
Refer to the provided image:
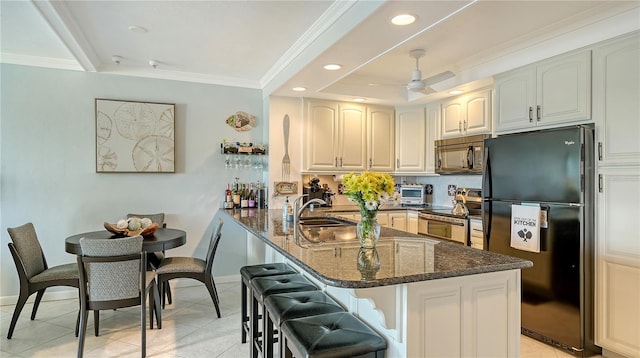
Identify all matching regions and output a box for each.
[0,64,265,301]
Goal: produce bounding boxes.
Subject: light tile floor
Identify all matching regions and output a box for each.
[1,281,597,357]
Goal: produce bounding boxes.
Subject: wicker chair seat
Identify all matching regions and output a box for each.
[157,257,205,274]
[29,263,78,283]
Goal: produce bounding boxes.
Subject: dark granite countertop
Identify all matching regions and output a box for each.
[221,208,532,289]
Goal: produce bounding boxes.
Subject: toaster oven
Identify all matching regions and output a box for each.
[400,184,427,205]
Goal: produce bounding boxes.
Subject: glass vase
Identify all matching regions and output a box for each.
[357,212,380,248]
[357,248,380,280]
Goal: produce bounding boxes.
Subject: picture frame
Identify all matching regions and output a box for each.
[95,98,175,173]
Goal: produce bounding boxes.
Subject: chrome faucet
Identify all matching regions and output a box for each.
[292,194,327,225]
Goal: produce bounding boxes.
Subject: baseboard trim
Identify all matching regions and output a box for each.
[0,274,241,306]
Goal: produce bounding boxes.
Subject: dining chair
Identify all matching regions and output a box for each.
[77,235,161,358]
[157,218,223,317]
[126,212,172,304]
[6,222,80,339]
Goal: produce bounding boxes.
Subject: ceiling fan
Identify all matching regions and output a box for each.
[404,49,455,94]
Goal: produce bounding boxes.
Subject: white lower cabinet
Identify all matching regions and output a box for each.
[406,211,418,235]
[596,166,640,358]
[325,269,522,357]
[469,218,483,249]
[389,212,407,231]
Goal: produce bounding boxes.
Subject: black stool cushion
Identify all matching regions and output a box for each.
[241,263,297,281]
[264,291,345,326]
[281,312,387,358]
[251,274,317,301]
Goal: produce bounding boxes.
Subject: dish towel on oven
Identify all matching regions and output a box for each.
[510,204,541,253]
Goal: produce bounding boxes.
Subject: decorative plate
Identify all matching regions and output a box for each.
[226,111,256,132]
[104,222,158,237]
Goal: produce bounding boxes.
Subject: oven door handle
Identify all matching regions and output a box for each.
[421,216,466,226]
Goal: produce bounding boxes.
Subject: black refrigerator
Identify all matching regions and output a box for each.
[482,125,600,356]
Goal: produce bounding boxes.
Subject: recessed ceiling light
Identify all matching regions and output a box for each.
[292,87,307,92]
[449,90,464,95]
[391,14,416,26]
[353,98,366,102]
[323,64,342,71]
[128,25,148,33]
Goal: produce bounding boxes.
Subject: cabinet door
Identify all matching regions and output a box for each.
[494,67,536,132]
[396,107,426,173]
[407,212,418,234]
[368,105,395,171]
[596,166,640,358]
[441,99,464,138]
[305,100,338,171]
[593,33,640,166]
[465,90,491,134]
[537,51,591,125]
[425,104,440,173]
[376,212,390,228]
[389,212,407,232]
[338,103,367,171]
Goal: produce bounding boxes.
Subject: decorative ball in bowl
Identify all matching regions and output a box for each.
[104,217,159,237]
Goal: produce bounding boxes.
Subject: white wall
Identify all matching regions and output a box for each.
[268,96,303,209]
[0,64,265,302]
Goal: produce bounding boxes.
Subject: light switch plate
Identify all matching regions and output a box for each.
[448,184,457,196]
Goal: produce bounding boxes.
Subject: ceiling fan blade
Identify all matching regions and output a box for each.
[423,70,455,86]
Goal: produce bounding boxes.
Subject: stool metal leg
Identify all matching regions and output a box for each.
[241,278,248,343]
[250,291,260,358]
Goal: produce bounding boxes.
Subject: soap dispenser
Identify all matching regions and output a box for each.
[282,196,290,220]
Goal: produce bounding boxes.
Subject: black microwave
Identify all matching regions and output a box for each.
[435,134,490,175]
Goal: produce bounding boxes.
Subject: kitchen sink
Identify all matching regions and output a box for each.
[298,217,354,227]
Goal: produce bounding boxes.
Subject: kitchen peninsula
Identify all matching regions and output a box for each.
[222,208,532,357]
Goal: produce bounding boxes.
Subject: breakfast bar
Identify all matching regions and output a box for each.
[222,208,532,357]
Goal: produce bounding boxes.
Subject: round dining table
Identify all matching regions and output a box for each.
[65,228,187,255]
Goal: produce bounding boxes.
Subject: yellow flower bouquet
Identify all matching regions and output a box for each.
[341,171,398,247]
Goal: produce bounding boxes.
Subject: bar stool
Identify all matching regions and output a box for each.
[281,312,387,358]
[240,263,297,343]
[250,273,318,358]
[263,291,345,358]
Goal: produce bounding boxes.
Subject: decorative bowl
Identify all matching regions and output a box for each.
[104,222,158,237]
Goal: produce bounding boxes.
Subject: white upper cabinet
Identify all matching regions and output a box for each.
[441,89,492,138]
[303,99,393,173]
[338,103,367,171]
[593,32,640,166]
[304,99,339,171]
[367,105,395,172]
[395,106,427,173]
[495,50,591,132]
[425,103,441,173]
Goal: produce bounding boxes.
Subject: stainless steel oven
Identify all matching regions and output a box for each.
[418,212,468,245]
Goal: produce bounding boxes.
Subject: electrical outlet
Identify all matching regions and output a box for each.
[447,184,457,196]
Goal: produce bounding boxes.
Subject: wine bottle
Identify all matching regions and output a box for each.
[248,183,256,208]
[232,181,241,208]
[240,183,249,208]
[225,183,232,204]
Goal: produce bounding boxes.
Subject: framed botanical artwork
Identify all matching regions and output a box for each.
[95,98,175,173]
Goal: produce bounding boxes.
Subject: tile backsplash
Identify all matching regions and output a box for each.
[303,174,482,208]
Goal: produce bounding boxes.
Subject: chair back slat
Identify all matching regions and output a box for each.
[79,236,143,303]
[7,223,45,279]
[205,219,224,271]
